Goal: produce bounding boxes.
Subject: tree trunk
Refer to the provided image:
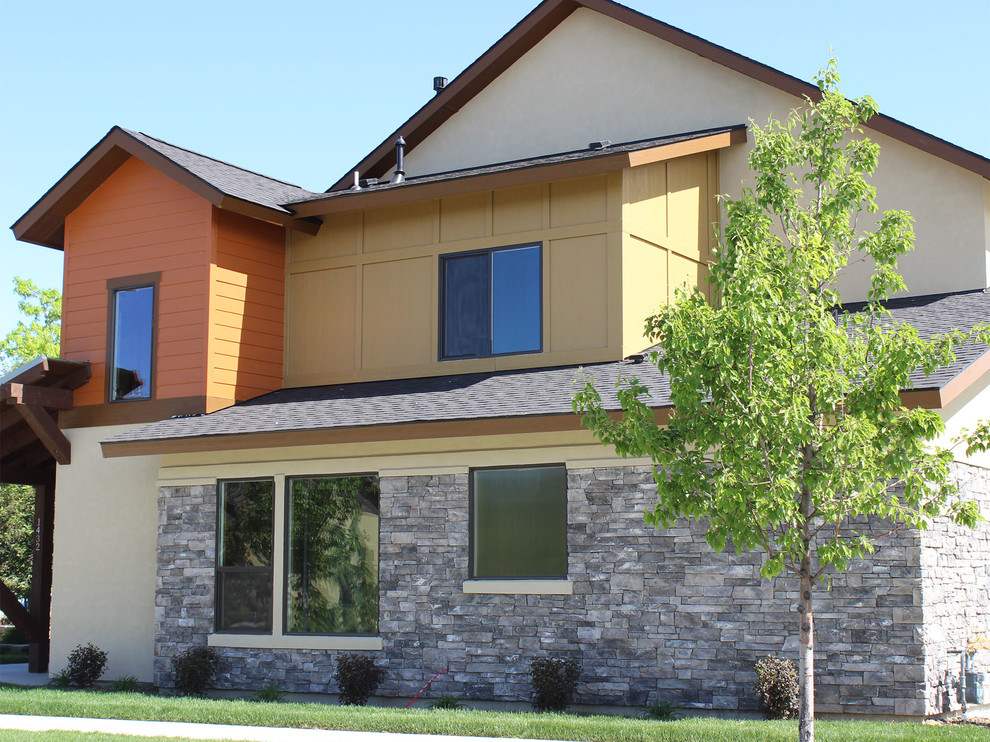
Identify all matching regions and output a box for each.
[798,565,815,742]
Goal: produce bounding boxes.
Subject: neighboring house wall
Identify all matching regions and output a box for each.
[151,451,989,715]
[286,154,717,387]
[50,424,161,682]
[401,8,988,301]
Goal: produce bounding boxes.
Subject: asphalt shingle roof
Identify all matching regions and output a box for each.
[286,126,746,205]
[105,290,988,447]
[124,129,319,213]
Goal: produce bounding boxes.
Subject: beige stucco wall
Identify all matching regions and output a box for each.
[50,424,160,682]
[403,8,988,302]
[937,368,990,470]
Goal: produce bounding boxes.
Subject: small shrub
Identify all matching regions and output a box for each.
[429,693,465,710]
[49,669,71,688]
[333,653,385,706]
[65,643,108,688]
[256,681,286,703]
[529,656,581,712]
[642,698,678,720]
[1,625,27,644]
[172,646,219,696]
[109,675,139,693]
[754,655,799,720]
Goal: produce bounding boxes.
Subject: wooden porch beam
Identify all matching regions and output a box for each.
[0,578,40,643]
[13,404,71,465]
[0,465,55,487]
[2,382,75,410]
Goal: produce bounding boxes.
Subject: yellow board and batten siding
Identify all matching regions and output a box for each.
[285,151,718,388]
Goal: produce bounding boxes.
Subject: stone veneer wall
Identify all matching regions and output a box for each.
[920,462,990,715]
[154,464,990,714]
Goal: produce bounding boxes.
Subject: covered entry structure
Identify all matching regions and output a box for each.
[0,357,90,672]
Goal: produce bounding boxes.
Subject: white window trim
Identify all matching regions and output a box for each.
[208,634,384,651]
[462,579,573,595]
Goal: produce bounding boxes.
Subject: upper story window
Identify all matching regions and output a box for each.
[107,273,158,402]
[440,244,542,360]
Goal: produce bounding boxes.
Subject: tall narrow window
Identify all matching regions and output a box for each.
[109,283,155,401]
[216,479,274,633]
[441,244,541,360]
[286,476,380,635]
[471,465,567,579]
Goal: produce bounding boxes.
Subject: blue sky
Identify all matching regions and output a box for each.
[2,0,987,334]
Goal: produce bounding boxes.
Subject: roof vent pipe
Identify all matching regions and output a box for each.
[390,136,406,185]
[349,171,362,191]
[433,76,447,93]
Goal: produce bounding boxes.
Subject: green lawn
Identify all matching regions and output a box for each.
[0,654,29,664]
[0,686,985,742]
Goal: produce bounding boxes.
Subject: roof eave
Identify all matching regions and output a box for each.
[297,126,746,218]
[11,127,320,250]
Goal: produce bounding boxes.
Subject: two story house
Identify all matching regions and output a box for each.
[7,0,989,716]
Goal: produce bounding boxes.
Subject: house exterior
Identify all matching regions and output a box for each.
[7,0,990,717]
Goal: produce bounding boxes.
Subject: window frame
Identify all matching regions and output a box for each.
[281,473,381,638]
[105,272,160,403]
[214,477,276,635]
[438,243,543,361]
[468,463,568,580]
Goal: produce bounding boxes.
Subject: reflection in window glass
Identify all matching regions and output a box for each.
[111,286,154,401]
[491,246,541,355]
[472,466,566,578]
[287,476,380,635]
[216,480,274,633]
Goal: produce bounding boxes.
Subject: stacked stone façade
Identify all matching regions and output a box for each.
[155,463,989,715]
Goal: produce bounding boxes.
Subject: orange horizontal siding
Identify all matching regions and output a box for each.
[208,207,285,402]
[213,267,284,296]
[214,338,283,365]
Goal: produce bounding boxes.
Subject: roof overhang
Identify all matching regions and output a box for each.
[100,408,670,458]
[329,0,989,191]
[12,127,319,250]
[1,357,92,483]
[295,126,746,218]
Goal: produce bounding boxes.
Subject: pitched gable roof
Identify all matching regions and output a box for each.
[12,126,321,249]
[328,0,989,191]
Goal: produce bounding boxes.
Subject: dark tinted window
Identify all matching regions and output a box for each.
[111,285,154,401]
[440,245,541,360]
[472,466,567,578]
[216,480,274,633]
[442,253,489,359]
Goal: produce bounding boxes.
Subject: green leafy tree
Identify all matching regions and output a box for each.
[574,62,987,742]
[0,277,61,374]
[1,278,62,605]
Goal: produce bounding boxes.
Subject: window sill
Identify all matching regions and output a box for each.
[208,634,384,651]
[462,579,573,595]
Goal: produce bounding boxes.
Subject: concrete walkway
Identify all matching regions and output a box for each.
[0,663,49,687]
[0,715,561,742]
